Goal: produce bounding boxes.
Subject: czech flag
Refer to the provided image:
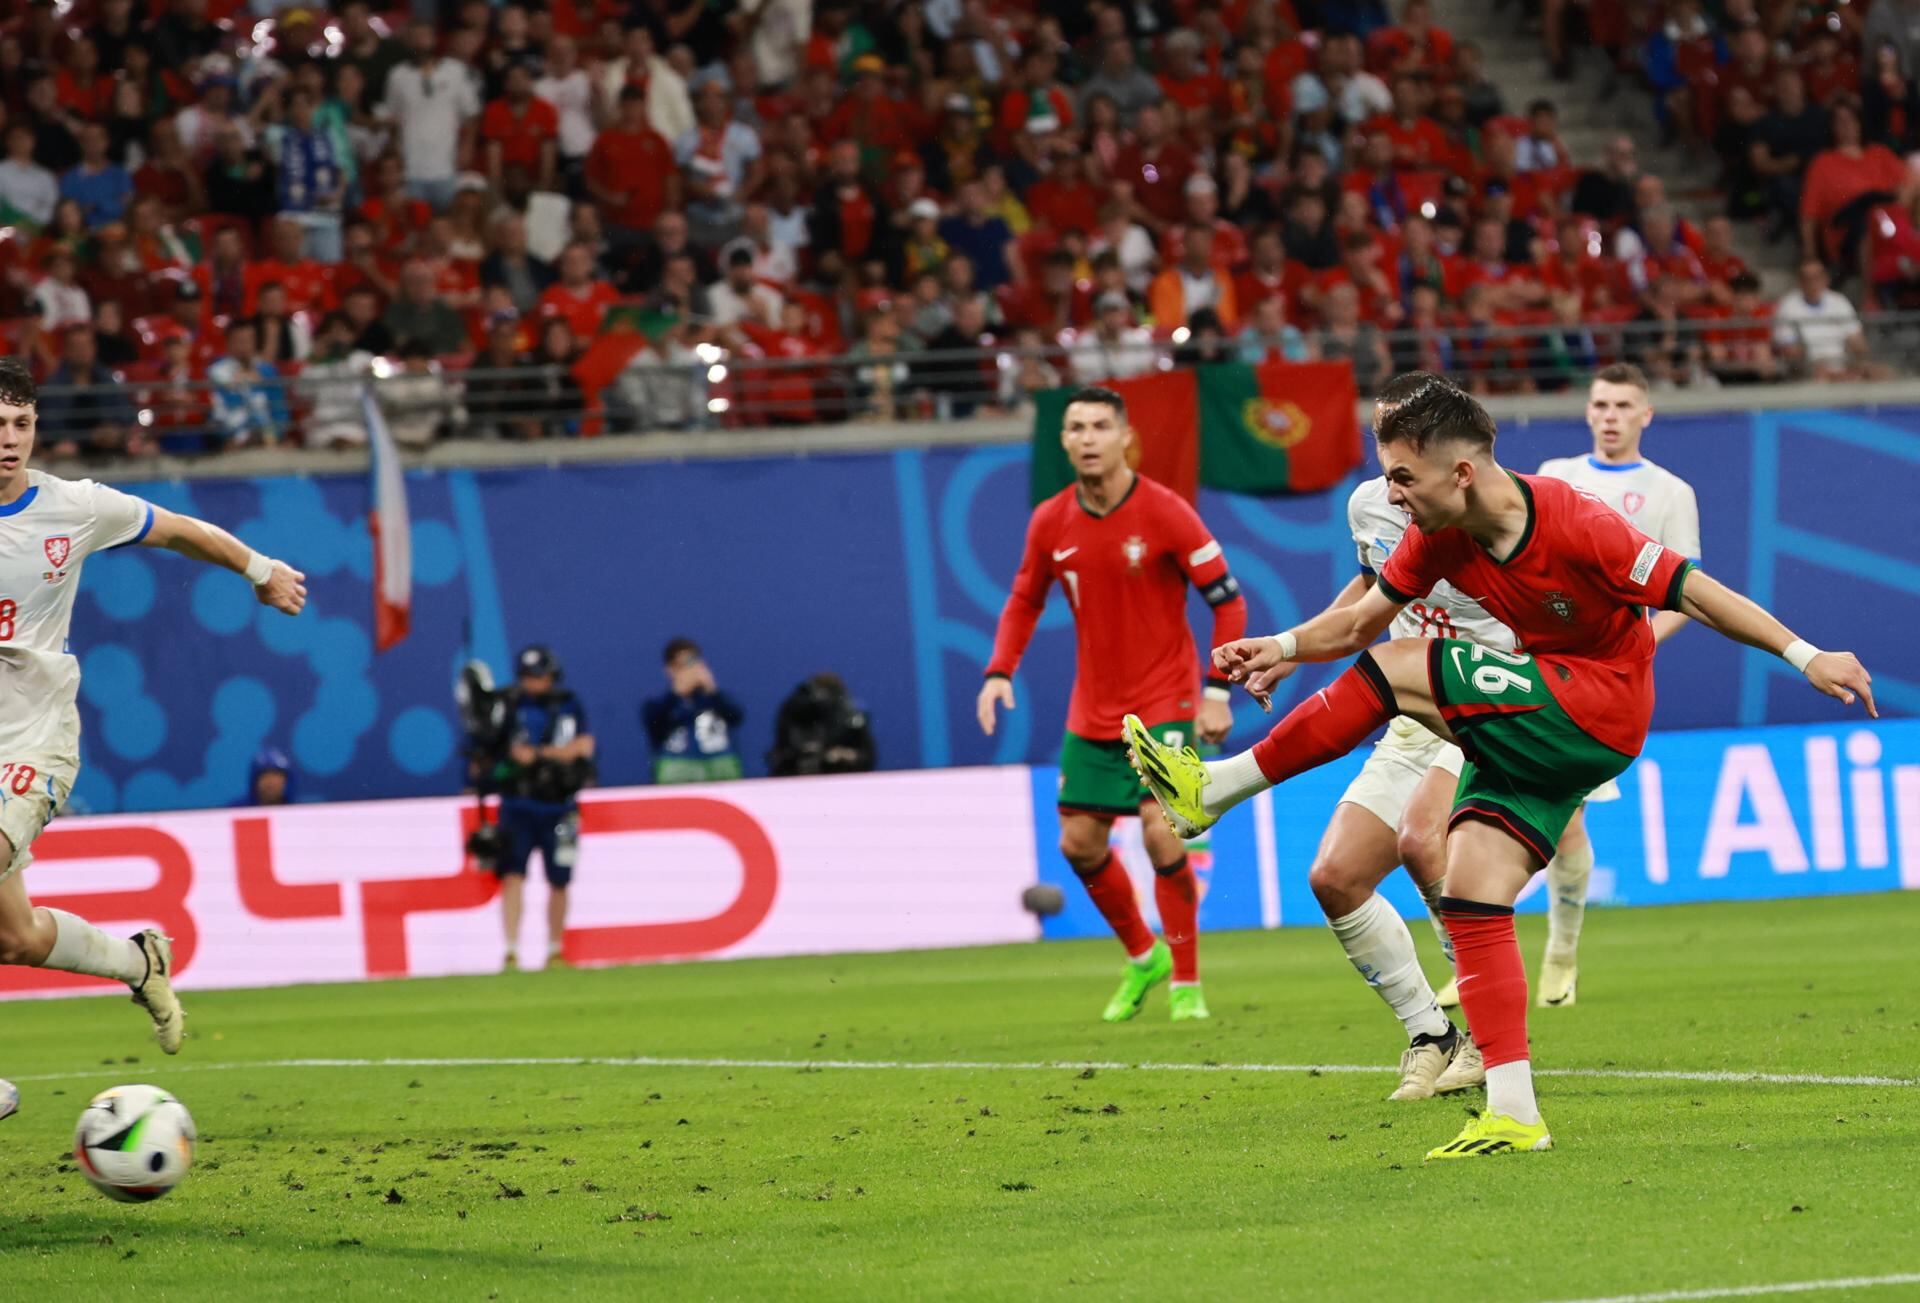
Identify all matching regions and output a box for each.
[365,386,411,651]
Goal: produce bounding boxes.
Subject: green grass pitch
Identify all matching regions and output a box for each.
[2,892,1916,1301]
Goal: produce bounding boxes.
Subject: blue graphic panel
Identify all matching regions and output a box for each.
[64,407,1920,814]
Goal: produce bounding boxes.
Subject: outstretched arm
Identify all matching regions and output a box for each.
[1214,579,1403,700]
[140,506,306,616]
[1677,568,1875,716]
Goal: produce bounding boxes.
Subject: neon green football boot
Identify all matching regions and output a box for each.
[1424,1110,1554,1161]
[1122,715,1216,839]
[1102,940,1172,1022]
[1168,985,1211,1021]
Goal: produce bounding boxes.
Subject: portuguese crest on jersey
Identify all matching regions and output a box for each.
[1123,535,1148,569]
[1543,589,1576,623]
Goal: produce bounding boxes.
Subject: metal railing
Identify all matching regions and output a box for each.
[28,312,1920,457]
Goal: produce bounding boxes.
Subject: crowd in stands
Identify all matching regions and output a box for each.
[0,0,1910,459]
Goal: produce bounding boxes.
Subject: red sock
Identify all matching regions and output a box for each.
[1153,856,1199,982]
[1251,653,1396,784]
[1440,899,1530,1067]
[1079,853,1156,958]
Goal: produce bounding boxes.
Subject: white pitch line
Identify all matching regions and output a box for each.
[4,1056,1914,1088]
[1546,1272,1920,1303]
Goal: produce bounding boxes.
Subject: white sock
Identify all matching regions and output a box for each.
[1328,893,1450,1041]
[1544,839,1594,963]
[1200,748,1270,817]
[1415,878,1454,966]
[1486,1060,1541,1125]
[43,910,146,984]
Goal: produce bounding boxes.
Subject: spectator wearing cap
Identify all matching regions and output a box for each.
[384,260,472,358]
[996,47,1075,151]
[383,20,482,212]
[937,181,1018,292]
[0,122,57,227]
[678,80,765,250]
[1078,36,1164,124]
[586,86,682,250]
[60,121,132,228]
[922,93,992,196]
[1070,289,1157,383]
[898,198,951,280]
[482,62,560,195]
[246,747,297,806]
[709,243,786,327]
[480,212,556,315]
[1160,174,1251,272]
[1149,224,1241,330]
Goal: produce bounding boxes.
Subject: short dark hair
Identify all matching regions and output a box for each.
[0,356,36,408]
[1592,361,1650,392]
[1064,385,1126,420]
[663,636,701,665]
[1373,375,1497,455]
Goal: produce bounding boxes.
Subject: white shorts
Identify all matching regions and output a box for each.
[1586,777,1622,803]
[0,756,74,884]
[1338,717,1464,832]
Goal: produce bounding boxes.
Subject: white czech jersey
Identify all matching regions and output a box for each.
[1348,478,1516,651]
[1536,454,1701,558]
[0,470,153,763]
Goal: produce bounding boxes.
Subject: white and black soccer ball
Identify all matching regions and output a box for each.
[73,1084,197,1203]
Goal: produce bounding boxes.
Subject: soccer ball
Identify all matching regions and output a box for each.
[73,1084,197,1203]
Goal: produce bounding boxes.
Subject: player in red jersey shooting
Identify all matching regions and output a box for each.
[1126,374,1874,1157]
[980,386,1248,1022]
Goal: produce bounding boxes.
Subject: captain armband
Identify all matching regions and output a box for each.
[1200,572,1242,607]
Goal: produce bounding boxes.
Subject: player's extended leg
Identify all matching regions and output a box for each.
[1128,641,1445,837]
[1309,801,1467,1098]
[1426,820,1554,1161]
[1139,806,1207,1021]
[0,838,184,1053]
[1538,806,1594,1008]
[1059,812,1170,1022]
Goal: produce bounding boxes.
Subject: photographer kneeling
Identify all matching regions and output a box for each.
[493,645,596,971]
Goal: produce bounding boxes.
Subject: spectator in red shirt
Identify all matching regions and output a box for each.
[1696,214,1750,298]
[823,55,916,163]
[1704,271,1781,382]
[55,36,114,121]
[1023,138,1102,236]
[586,86,682,245]
[537,240,621,340]
[1804,29,1860,109]
[247,216,336,316]
[1315,230,1401,325]
[1367,72,1449,170]
[482,63,560,193]
[1235,225,1306,318]
[1369,0,1456,76]
[998,247,1092,333]
[1800,95,1915,268]
[1159,174,1251,271]
[1112,103,1196,232]
[1463,215,1548,312]
[997,46,1076,150]
[332,218,400,305]
[359,154,434,257]
[195,224,251,319]
[1157,30,1226,116]
[132,119,208,224]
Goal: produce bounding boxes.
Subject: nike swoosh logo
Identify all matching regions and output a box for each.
[1456,974,1478,988]
[1052,548,1078,561]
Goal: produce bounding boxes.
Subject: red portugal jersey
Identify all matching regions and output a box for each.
[987,474,1247,739]
[1377,472,1694,757]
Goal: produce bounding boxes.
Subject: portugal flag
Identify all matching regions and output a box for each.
[1029,361,1363,503]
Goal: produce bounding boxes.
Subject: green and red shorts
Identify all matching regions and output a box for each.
[1427,640,1633,863]
[1058,720,1194,818]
